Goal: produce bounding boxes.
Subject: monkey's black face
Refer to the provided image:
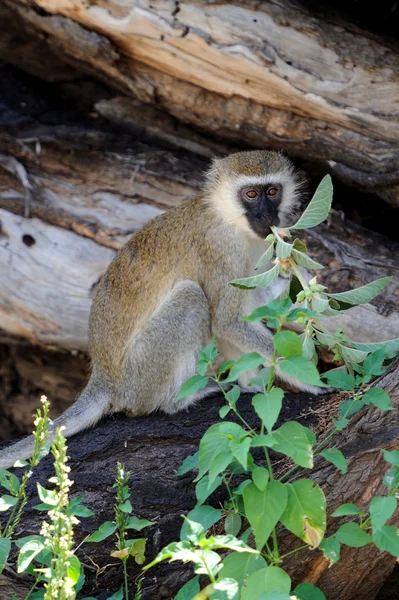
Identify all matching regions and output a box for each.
[239,183,282,238]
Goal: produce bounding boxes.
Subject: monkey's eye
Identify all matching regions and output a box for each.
[267,186,279,197]
[246,189,258,199]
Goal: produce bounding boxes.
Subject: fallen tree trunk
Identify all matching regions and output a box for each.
[1,361,398,599]
[0,0,399,205]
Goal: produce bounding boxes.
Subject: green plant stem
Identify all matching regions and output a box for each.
[222,475,238,512]
[279,543,309,560]
[123,558,129,600]
[289,259,310,291]
[4,472,29,538]
[210,370,256,435]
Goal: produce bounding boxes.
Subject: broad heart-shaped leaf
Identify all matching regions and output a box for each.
[243,481,288,550]
[199,422,247,478]
[176,375,209,401]
[0,538,11,573]
[17,538,46,573]
[279,356,325,387]
[218,552,267,587]
[289,175,333,231]
[209,451,234,486]
[291,249,324,270]
[327,276,392,306]
[126,516,154,531]
[335,523,371,547]
[372,525,399,556]
[86,521,117,543]
[331,503,361,518]
[338,344,370,365]
[176,451,199,477]
[269,422,314,468]
[273,331,303,358]
[224,353,264,383]
[196,475,223,506]
[369,496,397,531]
[252,388,284,434]
[241,566,291,600]
[351,337,399,360]
[293,583,326,600]
[229,437,252,471]
[255,243,275,269]
[321,369,355,390]
[320,448,347,474]
[319,536,341,566]
[181,505,222,541]
[382,449,399,466]
[230,263,280,290]
[280,480,326,547]
[362,387,393,411]
[174,576,200,600]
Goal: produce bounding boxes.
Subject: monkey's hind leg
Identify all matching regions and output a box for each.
[123,281,219,415]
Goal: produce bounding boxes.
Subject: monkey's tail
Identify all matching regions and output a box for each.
[0,380,110,470]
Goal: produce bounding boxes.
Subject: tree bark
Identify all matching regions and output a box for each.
[0,0,398,205]
[1,361,398,600]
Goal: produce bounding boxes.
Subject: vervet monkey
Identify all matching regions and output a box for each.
[0,150,321,469]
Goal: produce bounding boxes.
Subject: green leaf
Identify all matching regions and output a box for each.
[219,553,267,587]
[252,388,284,434]
[209,451,234,485]
[195,475,223,506]
[120,499,133,513]
[128,538,147,565]
[66,554,81,586]
[0,469,20,494]
[68,495,94,518]
[231,264,280,290]
[319,536,340,566]
[291,250,324,270]
[279,357,325,387]
[274,230,293,259]
[331,416,349,431]
[0,495,18,511]
[225,513,242,537]
[37,482,57,506]
[126,516,154,531]
[249,367,272,389]
[320,448,347,474]
[174,577,200,600]
[321,370,355,390]
[252,467,270,491]
[241,566,291,600]
[384,467,399,490]
[382,450,399,466]
[293,583,326,600]
[176,375,209,401]
[335,523,371,547]
[199,422,246,478]
[17,538,46,572]
[219,405,231,419]
[199,338,219,362]
[280,480,326,547]
[86,521,117,543]
[181,505,222,541]
[226,385,240,406]
[331,504,361,517]
[176,451,199,477]
[314,330,340,348]
[256,243,275,269]
[143,540,200,570]
[362,388,393,411]
[372,526,399,556]
[13,459,29,468]
[274,331,303,358]
[229,437,251,471]
[269,422,314,468]
[339,399,365,419]
[209,578,239,600]
[327,277,392,306]
[0,538,11,573]
[243,481,288,550]
[289,175,333,230]
[370,496,397,531]
[339,344,370,365]
[351,338,399,360]
[224,353,264,383]
[108,588,124,600]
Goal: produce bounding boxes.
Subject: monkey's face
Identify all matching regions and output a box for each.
[239,182,282,238]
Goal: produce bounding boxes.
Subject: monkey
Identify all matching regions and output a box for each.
[0,150,323,469]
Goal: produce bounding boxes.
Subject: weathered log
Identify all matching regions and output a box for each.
[1,360,398,599]
[0,0,398,205]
